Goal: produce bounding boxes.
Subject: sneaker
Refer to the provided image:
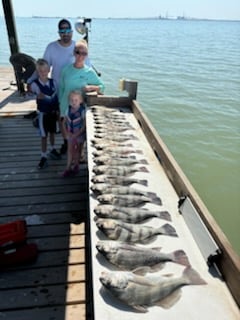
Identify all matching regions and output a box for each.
[38,157,48,169]
[49,149,61,160]
[60,142,68,155]
[72,164,79,175]
[62,169,72,178]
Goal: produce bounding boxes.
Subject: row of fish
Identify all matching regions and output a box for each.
[89,105,206,313]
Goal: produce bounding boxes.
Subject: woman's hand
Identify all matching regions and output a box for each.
[84,85,99,93]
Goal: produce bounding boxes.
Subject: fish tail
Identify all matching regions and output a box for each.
[139,159,148,165]
[146,191,158,198]
[152,196,162,205]
[183,267,207,285]
[139,166,149,173]
[172,250,191,266]
[138,179,148,186]
[157,211,172,221]
[159,223,178,237]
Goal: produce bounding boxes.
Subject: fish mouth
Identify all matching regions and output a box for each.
[99,272,111,287]
[96,243,103,252]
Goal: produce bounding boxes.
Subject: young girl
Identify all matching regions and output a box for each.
[30,59,61,169]
[62,90,86,177]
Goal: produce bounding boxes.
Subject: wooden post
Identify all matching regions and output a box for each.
[2,0,24,93]
[2,0,19,54]
[119,79,138,99]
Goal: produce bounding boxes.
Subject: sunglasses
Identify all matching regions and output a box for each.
[74,50,88,56]
[58,28,72,34]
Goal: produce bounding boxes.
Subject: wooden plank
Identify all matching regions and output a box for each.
[0,202,86,216]
[0,171,87,181]
[0,264,85,289]
[0,177,87,188]
[0,283,85,310]
[0,86,90,320]
[0,185,86,197]
[0,212,82,225]
[0,192,86,206]
[0,304,86,320]
[32,234,85,250]
[2,249,85,271]
[26,223,85,237]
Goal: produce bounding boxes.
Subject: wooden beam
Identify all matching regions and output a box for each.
[2,0,25,93]
[2,0,20,54]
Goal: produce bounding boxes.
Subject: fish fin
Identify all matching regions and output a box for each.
[146,191,158,198]
[152,247,162,251]
[130,134,139,140]
[183,267,207,285]
[156,289,182,309]
[162,273,174,277]
[139,159,148,165]
[159,223,178,237]
[151,196,162,205]
[130,275,156,286]
[132,305,148,313]
[140,235,158,245]
[172,250,191,267]
[132,267,151,275]
[138,180,148,186]
[158,211,172,221]
[150,263,165,272]
[125,143,133,147]
[139,166,149,173]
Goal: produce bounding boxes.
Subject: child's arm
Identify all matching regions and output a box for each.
[61,117,69,138]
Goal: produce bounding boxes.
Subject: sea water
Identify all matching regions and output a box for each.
[0,17,239,254]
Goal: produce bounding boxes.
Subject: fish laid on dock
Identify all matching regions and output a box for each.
[96,194,161,207]
[94,205,171,222]
[93,165,148,176]
[91,134,138,143]
[100,267,206,312]
[96,240,190,271]
[91,105,121,113]
[92,142,133,150]
[91,174,148,187]
[92,148,143,157]
[94,132,138,140]
[91,184,160,201]
[94,119,132,126]
[95,126,133,133]
[95,218,177,243]
[93,114,126,121]
[94,123,134,130]
[93,156,147,166]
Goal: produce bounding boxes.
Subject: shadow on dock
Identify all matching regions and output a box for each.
[0,105,92,319]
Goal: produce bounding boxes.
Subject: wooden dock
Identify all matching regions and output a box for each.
[0,67,91,320]
[1,67,239,319]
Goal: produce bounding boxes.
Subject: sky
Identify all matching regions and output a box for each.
[0,0,240,20]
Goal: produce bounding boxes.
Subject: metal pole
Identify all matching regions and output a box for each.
[2,0,20,54]
[2,0,24,93]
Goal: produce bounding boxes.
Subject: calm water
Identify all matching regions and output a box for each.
[1,17,240,254]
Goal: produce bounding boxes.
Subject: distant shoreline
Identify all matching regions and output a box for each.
[0,16,239,22]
